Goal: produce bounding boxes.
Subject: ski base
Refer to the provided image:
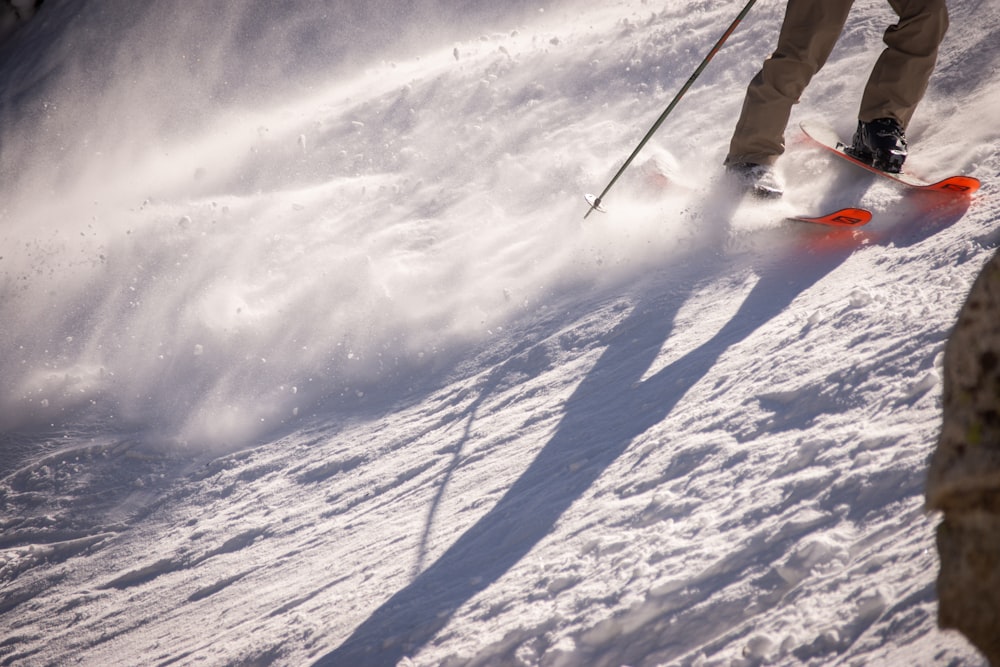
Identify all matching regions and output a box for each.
[800,121,981,196]
[788,207,872,227]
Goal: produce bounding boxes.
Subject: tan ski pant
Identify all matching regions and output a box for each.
[726,0,949,166]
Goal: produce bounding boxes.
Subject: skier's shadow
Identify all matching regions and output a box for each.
[311,182,958,666]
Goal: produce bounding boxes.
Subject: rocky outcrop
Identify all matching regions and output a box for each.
[928,248,1000,665]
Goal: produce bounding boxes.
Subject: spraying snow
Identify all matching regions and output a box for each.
[1,0,997,665]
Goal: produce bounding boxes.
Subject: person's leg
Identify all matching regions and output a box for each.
[847,0,948,172]
[859,0,948,127]
[726,0,855,166]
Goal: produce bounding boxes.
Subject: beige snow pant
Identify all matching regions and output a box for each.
[726,0,949,166]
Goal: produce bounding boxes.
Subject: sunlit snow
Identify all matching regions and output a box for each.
[1,1,997,665]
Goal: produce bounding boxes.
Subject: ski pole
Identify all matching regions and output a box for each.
[584,0,758,218]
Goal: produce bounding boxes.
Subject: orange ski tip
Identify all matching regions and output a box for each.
[925,176,981,196]
[790,207,872,227]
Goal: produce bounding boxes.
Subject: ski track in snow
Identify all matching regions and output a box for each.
[1,0,998,665]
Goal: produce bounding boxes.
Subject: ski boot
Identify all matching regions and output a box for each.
[846,118,907,174]
[725,162,783,199]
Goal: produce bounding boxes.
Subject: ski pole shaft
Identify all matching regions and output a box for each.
[584,0,758,218]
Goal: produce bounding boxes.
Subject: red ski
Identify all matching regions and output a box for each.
[800,121,980,196]
[788,207,872,227]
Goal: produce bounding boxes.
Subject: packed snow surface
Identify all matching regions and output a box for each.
[1,0,998,665]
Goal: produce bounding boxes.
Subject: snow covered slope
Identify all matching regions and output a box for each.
[1,0,997,665]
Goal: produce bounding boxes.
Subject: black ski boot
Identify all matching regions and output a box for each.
[846,118,907,173]
[725,162,783,199]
